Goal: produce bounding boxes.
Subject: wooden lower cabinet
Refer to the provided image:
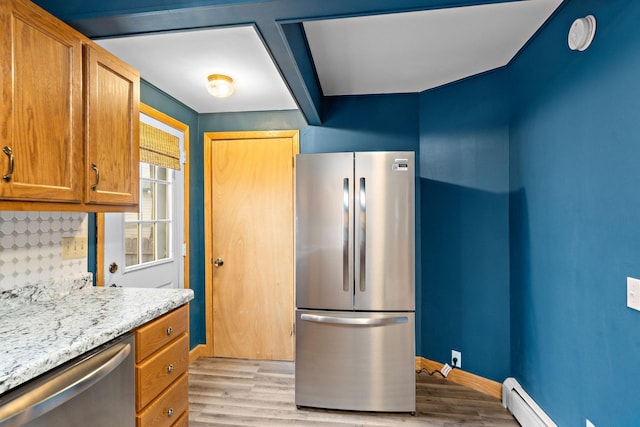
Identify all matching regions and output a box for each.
[135,305,189,427]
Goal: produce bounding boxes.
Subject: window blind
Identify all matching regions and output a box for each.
[139,122,181,170]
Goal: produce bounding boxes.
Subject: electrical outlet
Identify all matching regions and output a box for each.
[451,350,462,368]
[61,237,88,259]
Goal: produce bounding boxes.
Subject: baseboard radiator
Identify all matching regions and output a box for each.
[502,378,557,427]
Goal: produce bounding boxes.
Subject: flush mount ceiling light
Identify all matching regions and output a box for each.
[206,74,234,98]
[568,15,596,51]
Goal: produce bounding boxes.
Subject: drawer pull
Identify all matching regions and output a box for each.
[167,408,174,417]
[167,364,174,374]
[166,326,173,336]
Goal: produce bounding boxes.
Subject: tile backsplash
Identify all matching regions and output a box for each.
[0,211,89,291]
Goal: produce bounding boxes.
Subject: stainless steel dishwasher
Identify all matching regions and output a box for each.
[0,333,135,427]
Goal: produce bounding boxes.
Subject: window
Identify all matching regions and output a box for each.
[124,163,173,267]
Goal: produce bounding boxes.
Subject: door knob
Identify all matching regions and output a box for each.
[214,257,224,267]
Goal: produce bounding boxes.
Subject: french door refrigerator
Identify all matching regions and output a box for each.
[295,151,415,413]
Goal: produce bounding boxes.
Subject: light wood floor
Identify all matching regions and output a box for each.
[188,357,519,426]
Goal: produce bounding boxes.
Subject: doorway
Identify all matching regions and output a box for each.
[204,130,299,361]
[97,104,190,290]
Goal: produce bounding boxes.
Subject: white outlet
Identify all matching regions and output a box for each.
[627,277,640,311]
[586,419,595,427]
[451,350,462,368]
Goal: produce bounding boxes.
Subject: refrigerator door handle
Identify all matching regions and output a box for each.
[359,177,366,292]
[300,313,408,326]
[343,178,350,292]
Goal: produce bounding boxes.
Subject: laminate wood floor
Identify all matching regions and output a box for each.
[188,357,519,426]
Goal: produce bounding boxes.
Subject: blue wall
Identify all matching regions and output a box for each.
[198,110,307,133]
[508,1,640,426]
[140,81,204,348]
[419,70,511,381]
[198,95,420,154]
[302,95,419,154]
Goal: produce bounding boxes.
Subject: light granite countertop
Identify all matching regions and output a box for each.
[0,275,194,395]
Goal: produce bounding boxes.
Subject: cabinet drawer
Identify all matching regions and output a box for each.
[137,373,188,427]
[136,305,188,363]
[172,411,188,427]
[137,334,189,411]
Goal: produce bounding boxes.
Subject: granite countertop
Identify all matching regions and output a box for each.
[0,274,194,395]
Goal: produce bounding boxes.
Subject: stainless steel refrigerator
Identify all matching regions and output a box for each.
[294,151,415,413]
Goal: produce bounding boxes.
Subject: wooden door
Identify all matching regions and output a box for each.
[0,0,83,202]
[206,131,298,361]
[84,43,139,207]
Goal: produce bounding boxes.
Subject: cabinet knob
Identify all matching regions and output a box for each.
[167,364,174,374]
[166,326,173,336]
[167,408,174,417]
[2,146,14,183]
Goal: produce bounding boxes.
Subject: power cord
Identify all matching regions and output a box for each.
[415,357,458,378]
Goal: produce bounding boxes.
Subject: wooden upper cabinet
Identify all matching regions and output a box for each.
[0,0,140,211]
[0,0,83,203]
[84,44,140,207]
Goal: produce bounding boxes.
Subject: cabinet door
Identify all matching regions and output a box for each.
[84,44,140,206]
[0,0,83,203]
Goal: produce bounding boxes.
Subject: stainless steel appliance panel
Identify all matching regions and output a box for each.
[0,333,135,427]
[295,152,354,311]
[295,310,416,412]
[354,152,415,311]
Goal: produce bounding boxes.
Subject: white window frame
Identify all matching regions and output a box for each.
[124,162,174,271]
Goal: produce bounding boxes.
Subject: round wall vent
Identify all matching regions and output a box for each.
[568,15,596,51]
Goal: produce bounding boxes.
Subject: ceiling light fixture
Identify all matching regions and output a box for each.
[206,74,235,98]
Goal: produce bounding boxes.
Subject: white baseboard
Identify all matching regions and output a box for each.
[502,378,557,427]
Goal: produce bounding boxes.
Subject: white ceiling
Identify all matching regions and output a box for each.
[97,0,563,114]
[97,26,298,114]
[304,0,563,96]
